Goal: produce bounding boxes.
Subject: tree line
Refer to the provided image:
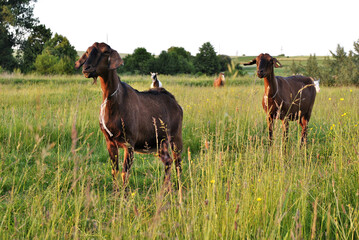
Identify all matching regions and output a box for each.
[289,40,359,86]
[1,1,358,85]
[0,0,77,74]
[118,42,244,76]
[0,0,235,76]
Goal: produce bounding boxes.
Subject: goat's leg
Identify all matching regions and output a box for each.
[171,139,183,175]
[299,117,308,145]
[266,115,274,144]
[159,141,173,190]
[281,119,289,152]
[106,140,119,192]
[281,119,289,142]
[121,146,134,186]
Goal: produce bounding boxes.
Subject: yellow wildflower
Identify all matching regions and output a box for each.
[329,98,332,101]
[210,180,215,184]
[340,98,344,101]
[257,198,262,202]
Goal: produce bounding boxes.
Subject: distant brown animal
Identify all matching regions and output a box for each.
[75,42,183,190]
[244,53,317,144]
[214,72,225,87]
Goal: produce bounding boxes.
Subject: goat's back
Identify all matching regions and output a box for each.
[275,75,317,120]
[119,83,183,152]
[276,75,316,97]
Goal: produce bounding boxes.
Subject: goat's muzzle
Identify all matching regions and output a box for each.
[257,70,265,78]
[82,65,97,79]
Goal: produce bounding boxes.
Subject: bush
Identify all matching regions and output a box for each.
[34,53,58,75]
[35,33,77,75]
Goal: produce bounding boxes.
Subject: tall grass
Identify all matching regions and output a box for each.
[0,74,358,239]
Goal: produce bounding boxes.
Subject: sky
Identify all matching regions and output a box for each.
[33,0,359,57]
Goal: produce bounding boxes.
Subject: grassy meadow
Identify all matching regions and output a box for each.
[0,73,358,239]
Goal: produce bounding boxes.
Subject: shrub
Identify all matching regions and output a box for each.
[34,33,77,75]
[34,53,58,75]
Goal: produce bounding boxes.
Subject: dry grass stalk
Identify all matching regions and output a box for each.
[311,197,318,240]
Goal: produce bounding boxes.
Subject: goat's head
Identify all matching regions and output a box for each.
[244,53,282,78]
[150,72,158,82]
[220,72,225,81]
[75,42,123,82]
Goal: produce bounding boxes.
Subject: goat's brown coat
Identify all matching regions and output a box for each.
[244,53,316,144]
[75,42,183,189]
[214,72,225,87]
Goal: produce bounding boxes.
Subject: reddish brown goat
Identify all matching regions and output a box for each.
[244,53,316,144]
[214,72,225,87]
[75,42,183,190]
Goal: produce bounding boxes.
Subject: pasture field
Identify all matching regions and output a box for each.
[0,73,358,239]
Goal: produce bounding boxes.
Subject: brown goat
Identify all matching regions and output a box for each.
[75,42,183,190]
[244,53,316,144]
[214,72,225,87]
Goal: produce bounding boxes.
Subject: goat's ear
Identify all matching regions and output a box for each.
[273,58,282,68]
[74,52,87,69]
[108,50,124,70]
[243,59,256,66]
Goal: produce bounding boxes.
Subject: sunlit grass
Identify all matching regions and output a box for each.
[0,74,358,238]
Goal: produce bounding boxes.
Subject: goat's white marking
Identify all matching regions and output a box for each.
[265,78,278,99]
[314,80,320,93]
[150,80,162,88]
[310,77,320,93]
[151,72,157,80]
[99,85,119,137]
[264,95,268,107]
[272,87,278,98]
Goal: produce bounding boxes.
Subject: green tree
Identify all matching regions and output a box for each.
[0,25,16,70]
[354,39,359,57]
[352,39,359,84]
[18,24,52,73]
[152,46,195,75]
[289,60,304,75]
[34,53,58,75]
[329,44,349,85]
[0,0,39,71]
[305,54,320,79]
[35,34,77,75]
[324,44,359,85]
[218,55,232,72]
[194,42,220,75]
[168,46,191,60]
[321,57,335,86]
[120,47,154,74]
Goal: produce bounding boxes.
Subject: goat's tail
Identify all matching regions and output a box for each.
[310,77,320,93]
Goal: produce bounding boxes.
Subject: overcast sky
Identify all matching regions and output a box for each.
[33,0,359,56]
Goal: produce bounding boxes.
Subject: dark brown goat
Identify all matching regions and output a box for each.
[244,53,316,144]
[214,72,225,87]
[75,42,183,190]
